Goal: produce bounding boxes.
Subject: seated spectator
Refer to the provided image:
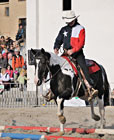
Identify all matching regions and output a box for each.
[9,44,14,54]
[6,65,13,80]
[0,44,6,49]
[12,47,24,80]
[5,36,14,47]
[16,24,25,46]
[2,47,8,59]
[0,68,10,91]
[0,46,2,53]
[7,52,13,68]
[0,36,6,46]
[0,52,8,72]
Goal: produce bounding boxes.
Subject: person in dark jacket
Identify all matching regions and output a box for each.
[53,10,98,102]
[16,24,25,45]
[0,52,8,72]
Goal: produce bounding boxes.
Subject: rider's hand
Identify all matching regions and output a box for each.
[67,49,73,55]
[54,48,59,55]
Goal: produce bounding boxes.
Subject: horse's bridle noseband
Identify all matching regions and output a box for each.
[35,56,67,84]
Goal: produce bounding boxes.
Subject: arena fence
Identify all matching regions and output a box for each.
[0,83,56,108]
[0,83,112,108]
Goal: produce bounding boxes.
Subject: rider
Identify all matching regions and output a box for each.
[53,10,98,101]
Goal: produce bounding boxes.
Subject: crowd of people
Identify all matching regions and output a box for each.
[0,24,27,93]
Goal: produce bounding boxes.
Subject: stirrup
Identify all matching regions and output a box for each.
[42,90,55,102]
[88,88,98,102]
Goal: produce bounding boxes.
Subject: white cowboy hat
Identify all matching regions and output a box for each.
[62,10,79,23]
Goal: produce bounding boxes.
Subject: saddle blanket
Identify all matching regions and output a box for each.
[62,55,100,75]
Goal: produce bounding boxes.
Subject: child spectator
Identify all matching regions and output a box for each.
[17,68,29,91]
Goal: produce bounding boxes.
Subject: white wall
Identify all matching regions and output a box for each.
[38,0,64,51]
[72,0,114,88]
[27,0,114,88]
[26,0,39,89]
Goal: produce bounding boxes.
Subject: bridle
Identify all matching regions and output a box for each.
[36,58,67,83]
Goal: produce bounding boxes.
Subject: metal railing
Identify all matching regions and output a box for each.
[0,83,56,108]
[0,82,113,108]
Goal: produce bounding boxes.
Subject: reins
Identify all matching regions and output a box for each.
[44,60,67,83]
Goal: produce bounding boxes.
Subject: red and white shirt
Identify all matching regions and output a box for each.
[54,23,85,53]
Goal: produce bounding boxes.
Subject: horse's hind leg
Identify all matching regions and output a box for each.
[97,97,106,129]
[90,100,100,121]
[57,97,66,134]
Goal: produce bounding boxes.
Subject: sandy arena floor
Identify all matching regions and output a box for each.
[0,106,114,139]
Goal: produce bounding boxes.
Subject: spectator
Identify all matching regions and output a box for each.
[12,48,24,80]
[6,65,13,80]
[1,44,6,50]
[0,68,10,91]
[2,47,8,59]
[7,52,13,68]
[0,36,6,46]
[0,52,8,71]
[5,36,14,47]
[0,46,2,53]
[17,69,29,91]
[9,44,14,54]
[16,24,25,45]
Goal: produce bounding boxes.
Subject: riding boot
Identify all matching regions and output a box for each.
[83,78,98,102]
[71,50,98,102]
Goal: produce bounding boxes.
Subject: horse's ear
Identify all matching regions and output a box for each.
[30,48,36,55]
[41,48,45,54]
[45,52,51,60]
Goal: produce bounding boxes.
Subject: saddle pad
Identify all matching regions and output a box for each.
[62,56,100,75]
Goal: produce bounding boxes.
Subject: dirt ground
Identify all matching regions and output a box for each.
[0,106,114,140]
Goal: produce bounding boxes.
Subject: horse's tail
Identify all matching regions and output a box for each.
[100,65,110,106]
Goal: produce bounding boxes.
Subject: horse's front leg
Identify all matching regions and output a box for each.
[57,97,66,134]
[97,97,106,129]
[90,100,100,121]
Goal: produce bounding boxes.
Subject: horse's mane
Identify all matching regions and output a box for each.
[49,52,73,71]
[49,52,66,66]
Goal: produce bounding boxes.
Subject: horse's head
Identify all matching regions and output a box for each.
[31,48,51,86]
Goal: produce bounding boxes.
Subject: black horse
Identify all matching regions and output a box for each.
[30,48,110,133]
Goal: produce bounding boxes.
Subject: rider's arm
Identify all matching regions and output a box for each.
[70,28,85,53]
[54,28,64,50]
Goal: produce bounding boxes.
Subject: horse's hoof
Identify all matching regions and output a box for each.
[58,115,66,124]
[92,115,100,121]
[58,131,65,136]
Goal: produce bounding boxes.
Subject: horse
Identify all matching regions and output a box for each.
[30,48,110,134]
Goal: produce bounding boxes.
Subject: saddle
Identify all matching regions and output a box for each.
[62,55,100,76]
[62,55,99,101]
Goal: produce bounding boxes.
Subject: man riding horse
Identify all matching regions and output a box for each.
[53,10,98,102]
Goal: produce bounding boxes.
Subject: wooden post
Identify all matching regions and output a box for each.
[36,85,39,106]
